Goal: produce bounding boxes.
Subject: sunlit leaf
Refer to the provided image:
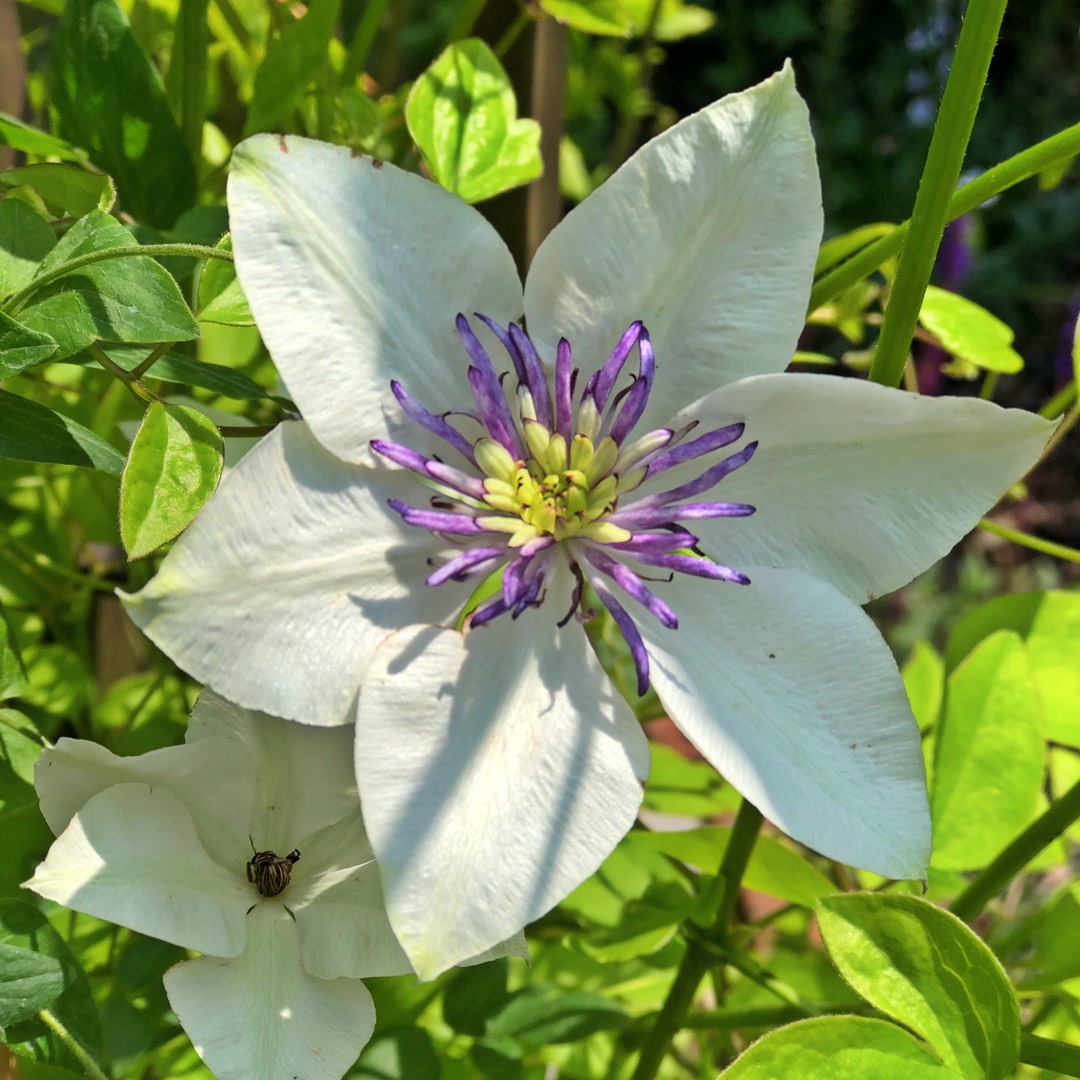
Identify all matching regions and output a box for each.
[0,113,83,161]
[119,402,224,558]
[817,894,1020,1079]
[0,200,56,297]
[901,640,944,733]
[197,236,255,326]
[0,165,115,219]
[538,0,632,36]
[406,39,542,204]
[0,315,59,378]
[918,286,1024,374]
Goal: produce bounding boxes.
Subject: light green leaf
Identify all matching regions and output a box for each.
[642,742,738,816]
[0,165,115,219]
[538,0,632,35]
[719,1016,955,1078]
[0,900,102,1070]
[0,611,29,701]
[815,222,896,276]
[0,389,124,473]
[0,200,57,297]
[17,212,199,360]
[931,631,1044,870]
[406,39,542,204]
[120,402,224,559]
[0,314,59,378]
[620,0,716,40]
[49,0,196,226]
[902,640,945,733]
[946,591,1080,746]
[245,0,342,134]
[197,235,254,326]
[918,286,1024,374]
[633,826,836,908]
[579,882,695,962]
[0,113,83,161]
[817,893,1020,1079]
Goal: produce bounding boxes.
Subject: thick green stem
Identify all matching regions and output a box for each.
[977,520,1080,566]
[683,1002,874,1031]
[809,123,1080,316]
[1019,1033,1080,1076]
[630,800,764,1080]
[869,0,1008,387]
[951,778,1080,922]
[38,1007,111,1080]
[4,243,234,314]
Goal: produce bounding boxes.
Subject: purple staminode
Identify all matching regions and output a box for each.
[373,316,757,696]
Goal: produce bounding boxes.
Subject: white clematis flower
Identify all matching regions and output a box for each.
[24,693,431,1079]
[120,65,1054,977]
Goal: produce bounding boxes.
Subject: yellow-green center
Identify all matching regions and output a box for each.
[471,423,642,548]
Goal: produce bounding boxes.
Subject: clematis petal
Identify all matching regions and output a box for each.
[228,134,523,465]
[25,784,251,956]
[288,811,412,980]
[187,693,358,853]
[524,63,821,423]
[120,421,459,728]
[667,373,1055,604]
[164,903,375,1080]
[34,736,254,871]
[355,612,649,979]
[639,569,930,879]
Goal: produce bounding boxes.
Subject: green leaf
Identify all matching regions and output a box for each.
[815,222,896,276]
[0,114,83,161]
[120,402,224,559]
[642,742,738,816]
[74,344,269,399]
[406,39,543,204]
[931,631,1044,870]
[0,709,39,816]
[0,165,116,219]
[0,901,102,1070]
[620,0,716,41]
[17,212,199,360]
[353,1027,441,1080]
[0,389,124,473]
[0,200,57,297]
[49,0,197,227]
[719,1016,955,1078]
[633,826,836,908]
[816,893,1020,1079]
[0,314,59,378]
[485,986,628,1047]
[245,0,342,134]
[197,236,255,326]
[902,640,945,733]
[579,881,695,962]
[0,945,64,1035]
[538,0,632,35]
[0,614,29,701]
[918,285,1024,374]
[946,590,1080,745]
[443,959,511,1036]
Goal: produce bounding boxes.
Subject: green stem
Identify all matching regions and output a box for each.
[809,122,1080,316]
[1040,380,1077,419]
[4,243,234,314]
[211,0,252,51]
[630,799,764,1080]
[445,0,488,44]
[166,0,210,162]
[1039,401,1080,461]
[977,520,1080,565]
[130,340,176,381]
[951,777,1080,922]
[1019,1033,1080,1076]
[341,0,388,84]
[38,1007,111,1080]
[978,370,999,401]
[89,344,160,405]
[493,10,530,59]
[869,0,1008,388]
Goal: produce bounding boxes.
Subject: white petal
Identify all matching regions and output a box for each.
[639,570,930,878]
[25,784,251,955]
[228,134,523,465]
[34,736,254,870]
[188,692,358,853]
[121,421,459,727]
[355,613,649,978]
[666,373,1054,603]
[288,811,412,980]
[524,64,821,422]
[165,903,375,1080]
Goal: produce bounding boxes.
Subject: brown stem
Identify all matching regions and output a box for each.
[525,16,568,262]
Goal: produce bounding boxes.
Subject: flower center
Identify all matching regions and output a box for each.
[372,314,758,696]
[246,847,300,897]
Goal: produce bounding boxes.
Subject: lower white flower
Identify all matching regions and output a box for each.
[24,692,513,1080]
